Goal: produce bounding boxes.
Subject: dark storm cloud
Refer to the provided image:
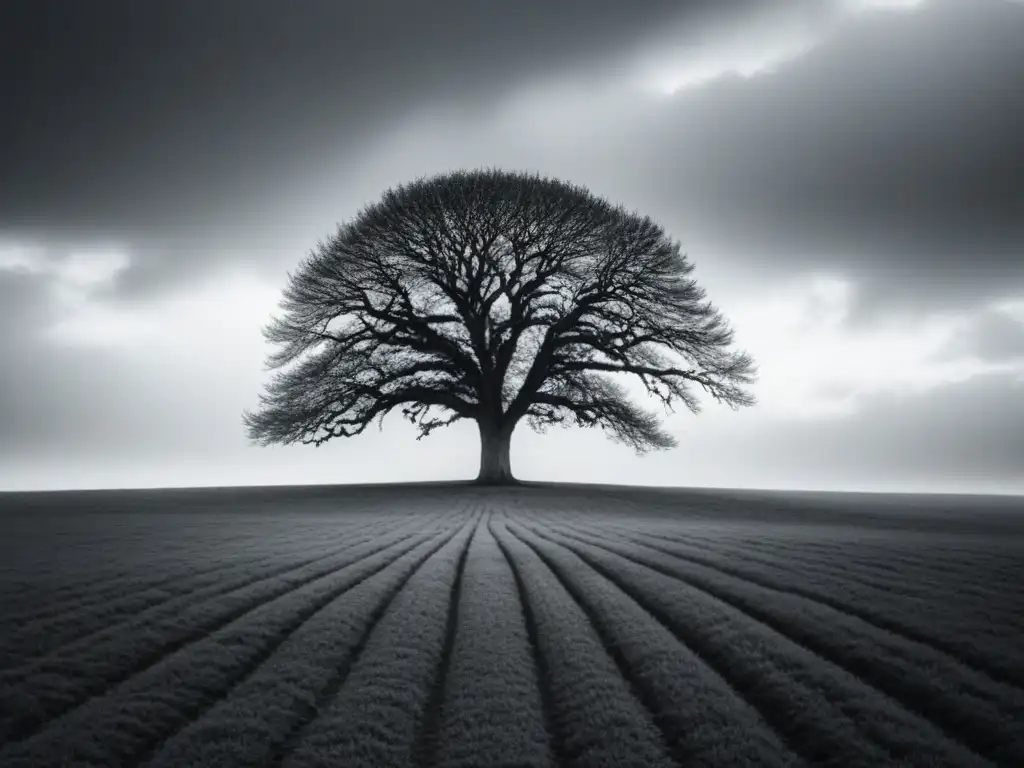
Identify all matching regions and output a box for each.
[0,0,828,299]
[0,0,697,231]
[2,0,1023,493]
[625,0,1024,318]
[8,0,1020,314]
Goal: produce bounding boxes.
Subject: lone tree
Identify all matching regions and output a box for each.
[244,169,756,484]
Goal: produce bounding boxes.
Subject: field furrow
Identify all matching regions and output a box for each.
[491,519,676,768]
[720,534,1024,577]
[528,525,993,768]
[0,517,416,689]
[534,521,1024,766]
[673,531,1022,615]
[413,511,480,768]
[507,522,804,768]
[430,517,556,768]
[579,517,1022,625]
[2,485,1019,768]
[0,519,398,668]
[624,526,1024,611]
[0,518,382,626]
[0,552,275,628]
[580,522,1024,687]
[0,523,457,767]
[276,513,479,768]
[137,520,468,768]
[0,520,437,745]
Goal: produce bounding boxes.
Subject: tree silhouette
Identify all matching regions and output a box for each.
[244,169,756,484]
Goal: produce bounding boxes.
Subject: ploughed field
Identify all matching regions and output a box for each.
[1,483,1023,767]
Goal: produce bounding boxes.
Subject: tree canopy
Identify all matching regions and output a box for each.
[244,168,756,483]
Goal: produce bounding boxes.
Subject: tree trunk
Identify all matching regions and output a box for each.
[476,420,515,485]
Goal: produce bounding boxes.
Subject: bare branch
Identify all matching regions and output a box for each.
[245,168,757,464]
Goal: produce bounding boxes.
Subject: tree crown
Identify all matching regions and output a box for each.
[244,168,756,452]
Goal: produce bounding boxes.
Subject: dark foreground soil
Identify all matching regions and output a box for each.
[1,482,1022,767]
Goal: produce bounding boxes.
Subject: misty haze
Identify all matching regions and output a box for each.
[1,1,1022,766]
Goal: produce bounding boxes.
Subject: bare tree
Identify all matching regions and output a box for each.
[244,168,756,484]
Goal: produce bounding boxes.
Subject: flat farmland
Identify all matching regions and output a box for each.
[1,482,1022,768]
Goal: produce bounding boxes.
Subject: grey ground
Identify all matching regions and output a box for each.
[1,482,1022,767]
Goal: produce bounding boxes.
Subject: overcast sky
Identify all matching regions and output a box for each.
[2,0,1022,494]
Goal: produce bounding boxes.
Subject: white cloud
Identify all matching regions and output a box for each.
[0,239,131,333]
[993,298,1024,323]
[0,242,43,272]
[720,273,1023,420]
[45,264,279,349]
[631,10,823,96]
[56,250,129,288]
[630,0,932,97]
[0,237,278,350]
[841,0,928,12]
[642,36,818,95]
[0,240,127,285]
